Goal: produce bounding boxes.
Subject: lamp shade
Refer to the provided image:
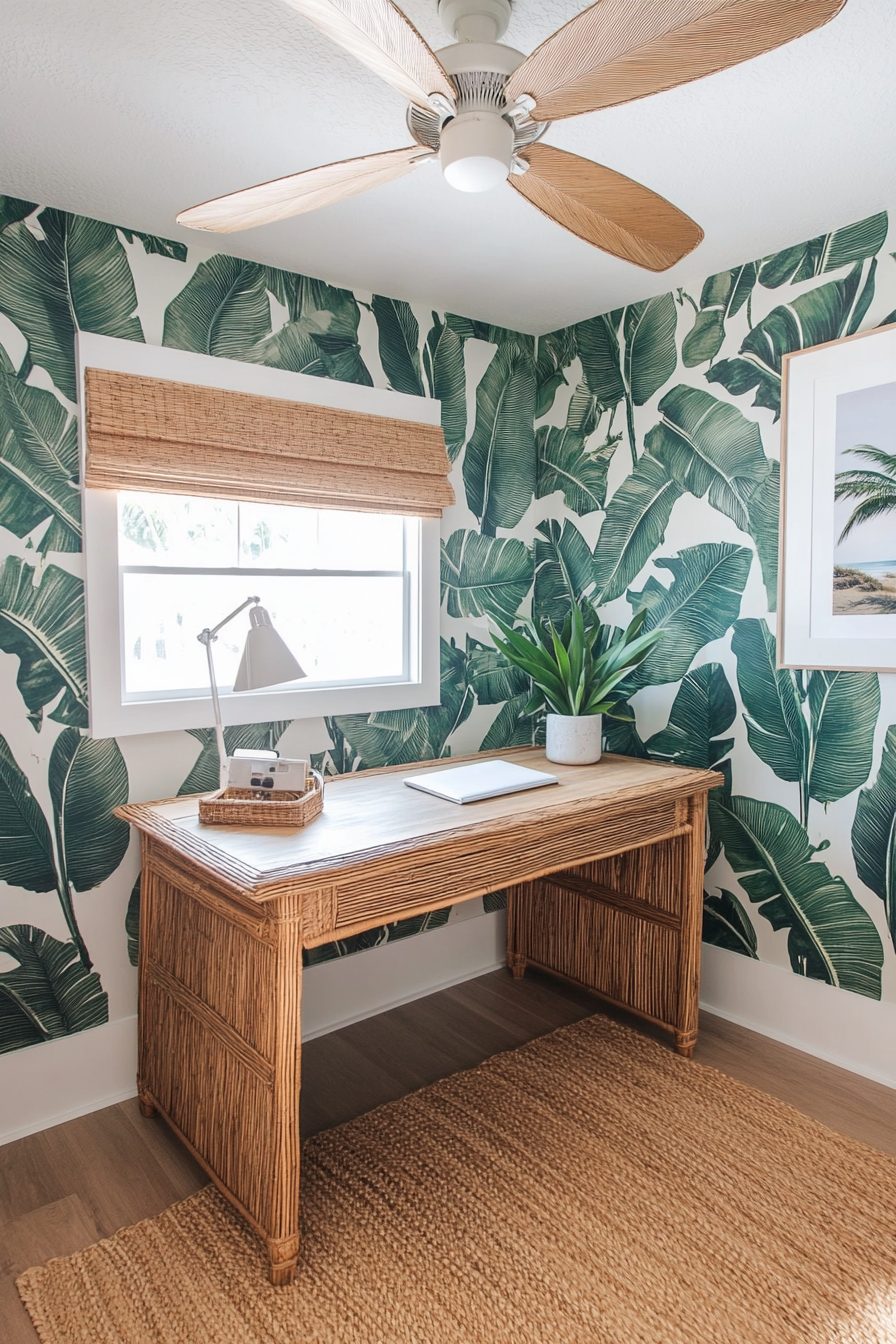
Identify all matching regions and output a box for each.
[232,605,305,692]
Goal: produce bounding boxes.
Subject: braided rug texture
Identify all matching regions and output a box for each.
[18,1015,896,1344]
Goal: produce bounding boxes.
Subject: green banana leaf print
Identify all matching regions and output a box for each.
[162,254,273,360]
[681,263,758,368]
[0,197,37,234]
[371,295,424,396]
[806,670,880,804]
[0,733,57,894]
[533,518,594,618]
[620,294,679,463]
[534,326,576,418]
[248,305,333,377]
[440,529,532,622]
[645,385,779,608]
[329,707,438,771]
[445,315,534,355]
[603,706,648,758]
[0,369,80,554]
[331,638,474,769]
[422,313,466,459]
[480,693,543,750]
[465,635,530,705]
[644,663,735,770]
[0,209,143,402]
[0,725,119,1040]
[463,339,536,535]
[625,542,752,690]
[117,229,188,263]
[126,876,141,968]
[708,261,877,419]
[48,730,129,897]
[592,453,683,604]
[703,889,759,959]
[641,661,736,872]
[757,212,887,288]
[851,724,896,952]
[713,794,883,998]
[312,718,360,777]
[578,297,678,467]
[256,273,371,384]
[575,312,625,409]
[0,728,129,973]
[0,924,108,1054]
[179,721,291,795]
[623,294,679,409]
[732,618,879,823]
[0,556,87,729]
[536,385,619,517]
[731,618,807,785]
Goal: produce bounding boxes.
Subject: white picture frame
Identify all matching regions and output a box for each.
[780,320,896,671]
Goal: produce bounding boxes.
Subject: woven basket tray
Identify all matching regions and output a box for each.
[199,770,324,828]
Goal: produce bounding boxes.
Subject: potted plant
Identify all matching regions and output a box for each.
[491,601,662,765]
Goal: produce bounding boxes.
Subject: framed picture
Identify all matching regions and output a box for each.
[780,320,896,670]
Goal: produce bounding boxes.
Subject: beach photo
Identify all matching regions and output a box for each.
[833,378,896,615]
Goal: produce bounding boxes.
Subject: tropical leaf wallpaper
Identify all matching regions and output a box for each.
[0,193,894,1060]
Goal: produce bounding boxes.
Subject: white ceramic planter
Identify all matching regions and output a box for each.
[545,713,603,766]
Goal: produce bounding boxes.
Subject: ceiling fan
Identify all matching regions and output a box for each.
[177,0,846,271]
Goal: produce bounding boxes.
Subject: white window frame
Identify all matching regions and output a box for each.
[77,334,442,739]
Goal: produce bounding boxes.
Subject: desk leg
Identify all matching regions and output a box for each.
[265,892,304,1286]
[506,882,533,979]
[137,851,304,1288]
[672,792,706,1060]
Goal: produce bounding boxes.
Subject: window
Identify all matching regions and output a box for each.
[77,333,448,739]
[84,489,439,738]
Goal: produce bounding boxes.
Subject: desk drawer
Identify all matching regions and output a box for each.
[333,797,685,931]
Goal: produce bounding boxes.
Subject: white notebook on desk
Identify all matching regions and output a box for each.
[404,759,558,805]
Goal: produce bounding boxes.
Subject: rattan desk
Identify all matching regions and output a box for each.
[119,747,720,1285]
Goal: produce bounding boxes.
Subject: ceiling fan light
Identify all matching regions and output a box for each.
[440,111,514,193]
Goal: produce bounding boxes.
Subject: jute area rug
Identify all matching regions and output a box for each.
[18,1016,896,1344]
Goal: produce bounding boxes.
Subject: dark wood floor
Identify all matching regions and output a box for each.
[2,968,894,1342]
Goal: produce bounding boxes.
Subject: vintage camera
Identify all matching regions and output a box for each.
[226,751,308,793]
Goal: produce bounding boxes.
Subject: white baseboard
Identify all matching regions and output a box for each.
[0,1014,139,1146]
[699,943,896,1090]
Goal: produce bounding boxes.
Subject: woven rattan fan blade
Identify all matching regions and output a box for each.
[509,144,703,271]
[177,146,429,233]
[504,0,846,122]
[282,0,455,111]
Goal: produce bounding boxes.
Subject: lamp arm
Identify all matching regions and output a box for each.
[200,595,261,642]
[196,596,260,792]
[203,637,228,791]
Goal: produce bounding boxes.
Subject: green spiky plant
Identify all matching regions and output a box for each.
[491,601,662,719]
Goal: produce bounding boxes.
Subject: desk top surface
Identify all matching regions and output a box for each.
[120,748,720,898]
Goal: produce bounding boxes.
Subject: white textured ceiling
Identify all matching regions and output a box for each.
[1,0,894,334]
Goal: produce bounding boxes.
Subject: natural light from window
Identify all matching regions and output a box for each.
[117,491,413,702]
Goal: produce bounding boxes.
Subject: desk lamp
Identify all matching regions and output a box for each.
[197,597,305,788]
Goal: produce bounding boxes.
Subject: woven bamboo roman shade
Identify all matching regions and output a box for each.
[83,368,454,516]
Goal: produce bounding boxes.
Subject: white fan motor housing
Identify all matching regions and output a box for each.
[440,111,514,191]
[435,39,523,193]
